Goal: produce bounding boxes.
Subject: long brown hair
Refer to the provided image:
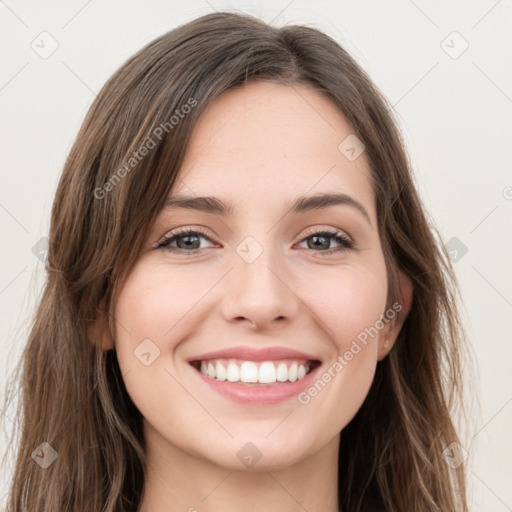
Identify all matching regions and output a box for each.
[2,11,472,511]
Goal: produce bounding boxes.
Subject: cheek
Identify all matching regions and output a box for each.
[114,261,217,346]
[112,262,226,417]
[293,267,387,426]
[112,265,206,439]
[301,264,388,349]
[336,280,387,349]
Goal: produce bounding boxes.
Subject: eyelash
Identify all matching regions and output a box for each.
[156,227,354,256]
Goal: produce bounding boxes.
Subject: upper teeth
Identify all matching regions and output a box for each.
[198,360,310,384]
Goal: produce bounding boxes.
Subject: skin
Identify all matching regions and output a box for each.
[99,81,412,512]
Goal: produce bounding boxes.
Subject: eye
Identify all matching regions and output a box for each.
[296,229,353,255]
[156,228,216,254]
[156,227,354,256]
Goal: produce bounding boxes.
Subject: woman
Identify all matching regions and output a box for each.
[2,11,470,511]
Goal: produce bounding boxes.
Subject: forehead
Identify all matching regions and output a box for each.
[172,81,376,223]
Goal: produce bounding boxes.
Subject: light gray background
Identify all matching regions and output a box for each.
[1,1,511,510]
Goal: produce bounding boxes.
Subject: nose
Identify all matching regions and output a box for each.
[219,242,300,331]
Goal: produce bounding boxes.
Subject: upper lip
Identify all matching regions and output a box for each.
[188,346,321,363]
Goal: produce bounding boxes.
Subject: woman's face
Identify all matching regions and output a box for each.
[112,81,402,470]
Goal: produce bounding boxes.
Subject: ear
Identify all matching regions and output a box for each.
[377,271,413,361]
[87,298,115,351]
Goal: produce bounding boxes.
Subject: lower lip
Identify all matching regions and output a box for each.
[193,365,320,405]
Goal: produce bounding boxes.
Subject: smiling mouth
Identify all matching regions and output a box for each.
[190,358,321,385]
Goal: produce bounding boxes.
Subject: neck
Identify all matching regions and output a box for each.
[138,421,340,512]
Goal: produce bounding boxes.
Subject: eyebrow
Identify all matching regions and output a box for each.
[163,192,372,226]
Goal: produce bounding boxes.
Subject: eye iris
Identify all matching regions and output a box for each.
[309,235,330,250]
[177,234,200,250]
